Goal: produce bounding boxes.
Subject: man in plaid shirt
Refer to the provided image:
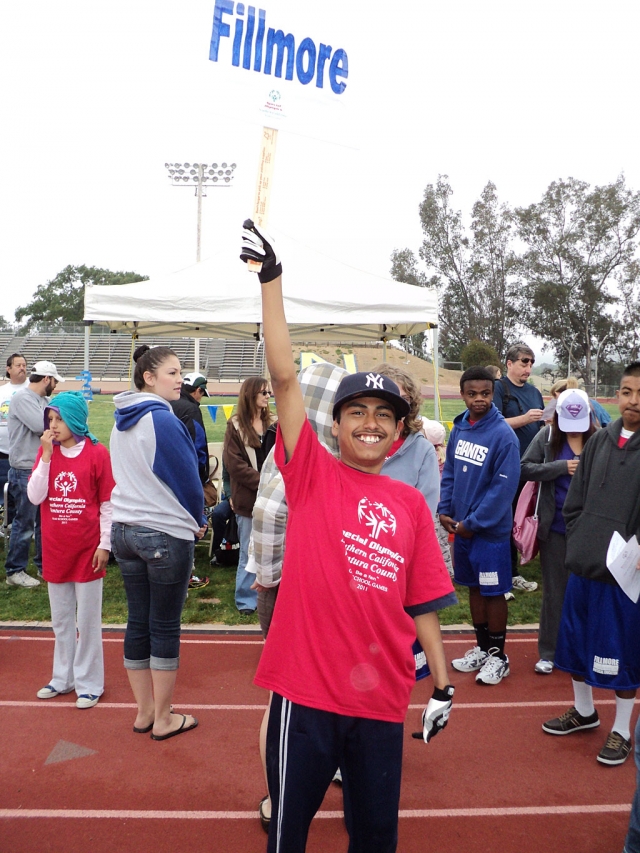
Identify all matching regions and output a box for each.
[247,361,349,634]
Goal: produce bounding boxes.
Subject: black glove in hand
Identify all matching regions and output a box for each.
[421,685,454,743]
[240,219,282,283]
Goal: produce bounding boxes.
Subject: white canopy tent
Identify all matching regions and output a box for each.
[84,234,437,340]
[83,233,441,405]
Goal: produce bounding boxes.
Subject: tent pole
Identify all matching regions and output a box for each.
[84,322,91,372]
[432,325,440,422]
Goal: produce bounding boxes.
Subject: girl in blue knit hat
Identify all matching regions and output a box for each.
[27,391,115,709]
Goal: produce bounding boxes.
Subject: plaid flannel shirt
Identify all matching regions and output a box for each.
[245,362,347,588]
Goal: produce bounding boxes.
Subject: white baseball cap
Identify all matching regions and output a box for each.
[182,372,210,396]
[556,389,590,432]
[31,360,64,382]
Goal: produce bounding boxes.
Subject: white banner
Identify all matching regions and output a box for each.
[207,0,358,146]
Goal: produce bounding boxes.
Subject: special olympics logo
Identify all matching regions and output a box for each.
[54,471,78,497]
[357,498,396,540]
[269,89,281,102]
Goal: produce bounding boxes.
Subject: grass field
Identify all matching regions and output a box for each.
[0,394,621,628]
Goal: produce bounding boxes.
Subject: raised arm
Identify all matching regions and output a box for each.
[240,221,306,461]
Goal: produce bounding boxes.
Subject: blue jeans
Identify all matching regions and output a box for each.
[236,514,257,612]
[111,522,193,671]
[211,497,232,551]
[625,715,640,852]
[5,467,41,575]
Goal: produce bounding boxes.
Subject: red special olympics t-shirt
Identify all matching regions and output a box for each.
[35,442,115,583]
[254,418,454,723]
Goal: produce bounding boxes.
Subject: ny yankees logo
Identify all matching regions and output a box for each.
[54,471,78,498]
[365,373,385,390]
[357,497,397,540]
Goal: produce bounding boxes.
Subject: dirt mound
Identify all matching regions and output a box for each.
[290,344,462,396]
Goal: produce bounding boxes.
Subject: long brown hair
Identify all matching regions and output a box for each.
[372,364,423,438]
[549,409,597,459]
[236,376,274,448]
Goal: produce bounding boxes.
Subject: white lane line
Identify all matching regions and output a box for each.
[0,700,625,711]
[0,636,539,645]
[0,637,264,645]
[0,804,630,820]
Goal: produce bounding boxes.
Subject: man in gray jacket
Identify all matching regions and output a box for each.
[5,360,63,587]
[542,362,640,767]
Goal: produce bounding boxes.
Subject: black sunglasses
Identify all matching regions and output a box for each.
[517,358,535,366]
[259,390,272,396]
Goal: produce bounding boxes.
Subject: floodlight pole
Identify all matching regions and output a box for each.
[165,160,236,370]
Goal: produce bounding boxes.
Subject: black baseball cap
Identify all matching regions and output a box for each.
[332,372,410,421]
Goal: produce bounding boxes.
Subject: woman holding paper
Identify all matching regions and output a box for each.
[520,389,596,675]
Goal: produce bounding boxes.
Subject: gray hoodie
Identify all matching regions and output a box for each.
[563,418,640,585]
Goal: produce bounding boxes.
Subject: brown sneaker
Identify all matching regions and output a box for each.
[597,731,632,766]
[542,706,600,735]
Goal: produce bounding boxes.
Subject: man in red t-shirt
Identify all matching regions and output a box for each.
[241,222,457,853]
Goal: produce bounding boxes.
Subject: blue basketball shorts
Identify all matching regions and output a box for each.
[555,574,640,690]
[453,535,512,596]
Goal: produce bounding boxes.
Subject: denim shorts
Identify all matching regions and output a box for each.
[111,522,193,671]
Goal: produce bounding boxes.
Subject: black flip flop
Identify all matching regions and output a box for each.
[150,714,198,741]
[133,722,154,734]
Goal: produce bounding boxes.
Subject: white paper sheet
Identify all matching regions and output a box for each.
[607,531,640,603]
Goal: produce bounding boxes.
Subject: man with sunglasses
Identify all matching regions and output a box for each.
[493,345,544,592]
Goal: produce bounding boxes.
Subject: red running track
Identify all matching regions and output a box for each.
[0,629,635,852]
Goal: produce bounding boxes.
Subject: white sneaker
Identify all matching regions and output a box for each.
[76,694,100,709]
[6,570,40,588]
[512,575,538,592]
[504,592,515,601]
[332,767,342,785]
[534,659,554,674]
[476,648,510,685]
[452,646,488,673]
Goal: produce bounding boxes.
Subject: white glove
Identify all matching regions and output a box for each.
[240,219,282,283]
[421,685,454,743]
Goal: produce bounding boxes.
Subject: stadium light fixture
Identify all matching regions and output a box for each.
[164,161,236,261]
[164,160,237,372]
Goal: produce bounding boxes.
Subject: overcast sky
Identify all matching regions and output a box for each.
[2,0,639,361]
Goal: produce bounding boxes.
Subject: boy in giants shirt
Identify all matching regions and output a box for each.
[28,392,115,709]
[240,221,457,853]
[543,363,640,771]
[438,367,521,686]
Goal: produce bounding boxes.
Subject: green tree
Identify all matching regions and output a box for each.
[391,177,520,361]
[614,259,640,363]
[460,339,501,369]
[515,175,640,382]
[15,265,148,332]
[389,249,436,359]
[0,315,13,331]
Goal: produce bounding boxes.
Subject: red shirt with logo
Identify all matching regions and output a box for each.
[254,419,454,723]
[35,442,115,583]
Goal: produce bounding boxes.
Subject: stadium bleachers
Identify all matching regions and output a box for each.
[0,333,264,382]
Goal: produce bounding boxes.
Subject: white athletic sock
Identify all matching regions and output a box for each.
[572,679,595,717]
[613,697,635,741]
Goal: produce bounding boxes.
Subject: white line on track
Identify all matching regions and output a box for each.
[0,635,538,645]
[0,699,627,710]
[0,804,630,820]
